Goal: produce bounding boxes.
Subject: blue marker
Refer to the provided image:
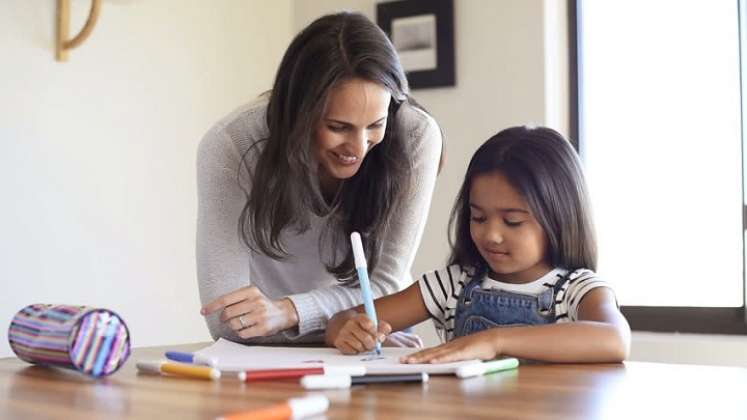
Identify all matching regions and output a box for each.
[165,351,217,367]
[350,232,382,356]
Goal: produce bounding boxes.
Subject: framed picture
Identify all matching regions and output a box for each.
[377,0,455,89]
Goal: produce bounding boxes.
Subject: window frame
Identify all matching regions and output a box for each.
[568,0,747,334]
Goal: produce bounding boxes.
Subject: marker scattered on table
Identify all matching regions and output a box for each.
[216,395,329,420]
[301,373,429,390]
[243,365,366,382]
[351,231,382,356]
[455,358,519,379]
[165,351,218,367]
[136,360,221,381]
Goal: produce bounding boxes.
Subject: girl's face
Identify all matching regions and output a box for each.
[469,171,552,283]
[314,78,391,192]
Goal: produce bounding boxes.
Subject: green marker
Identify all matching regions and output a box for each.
[455,358,519,378]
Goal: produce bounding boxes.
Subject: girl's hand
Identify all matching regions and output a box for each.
[400,329,500,364]
[201,286,299,339]
[331,313,392,355]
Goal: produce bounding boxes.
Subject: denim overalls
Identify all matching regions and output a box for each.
[453,270,572,337]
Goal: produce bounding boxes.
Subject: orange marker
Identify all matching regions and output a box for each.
[216,395,329,420]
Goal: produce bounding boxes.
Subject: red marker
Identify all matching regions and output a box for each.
[244,365,365,382]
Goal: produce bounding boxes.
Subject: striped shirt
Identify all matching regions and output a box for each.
[417,265,614,341]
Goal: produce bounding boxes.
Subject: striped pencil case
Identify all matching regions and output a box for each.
[8,304,131,377]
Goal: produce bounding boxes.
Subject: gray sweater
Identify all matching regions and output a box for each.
[196,96,441,343]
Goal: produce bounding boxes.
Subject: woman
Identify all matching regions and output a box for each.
[196,12,442,343]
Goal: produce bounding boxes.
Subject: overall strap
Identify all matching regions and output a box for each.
[459,266,486,304]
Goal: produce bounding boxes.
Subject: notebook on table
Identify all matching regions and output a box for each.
[194,338,479,375]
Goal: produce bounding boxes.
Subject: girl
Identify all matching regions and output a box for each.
[197,12,442,344]
[326,126,630,363]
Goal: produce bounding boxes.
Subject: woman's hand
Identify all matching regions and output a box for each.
[400,329,500,364]
[327,312,392,354]
[201,286,299,339]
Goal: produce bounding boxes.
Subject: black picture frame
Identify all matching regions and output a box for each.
[377,0,455,89]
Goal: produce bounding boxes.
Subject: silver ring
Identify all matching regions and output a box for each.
[238,315,247,328]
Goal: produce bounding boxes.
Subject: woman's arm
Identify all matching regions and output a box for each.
[196,123,255,341]
[403,287,631,364]
[197,106,302,344]
[326,281,431,353]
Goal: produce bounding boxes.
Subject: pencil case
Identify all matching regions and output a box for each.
[7,304,131,377]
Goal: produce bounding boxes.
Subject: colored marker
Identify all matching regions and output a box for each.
[216,395,329,420]
[350,231,382,355]
[136,360,221,380]
[455,358,519,379]
[163,352,244,380]
[301,373,429,390]
[244,365,366,382]
[165,351,218,367]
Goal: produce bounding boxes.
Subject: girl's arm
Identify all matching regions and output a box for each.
[498,287,630,362]
[326,281,431,353]
[403,287,631,364]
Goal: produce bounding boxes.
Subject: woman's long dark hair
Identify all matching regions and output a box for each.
[239,12,414,281]
[449,126,597,274]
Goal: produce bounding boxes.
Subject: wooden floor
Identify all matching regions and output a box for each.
[2,342,747,419]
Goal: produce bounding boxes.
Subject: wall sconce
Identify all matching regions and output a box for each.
[56,0,102,62]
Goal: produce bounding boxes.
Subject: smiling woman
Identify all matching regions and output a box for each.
[195,12,443,344]
[313,79,392,195]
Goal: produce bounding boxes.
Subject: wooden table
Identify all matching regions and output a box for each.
[2,342,746,419]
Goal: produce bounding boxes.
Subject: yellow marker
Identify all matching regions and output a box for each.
[136,360,221,380]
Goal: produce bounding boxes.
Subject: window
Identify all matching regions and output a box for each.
[572,0,747,333]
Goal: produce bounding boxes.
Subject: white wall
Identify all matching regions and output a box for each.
[0,0,292,357]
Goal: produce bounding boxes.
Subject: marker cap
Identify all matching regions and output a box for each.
[350,232,367,268]
[456,358,519,378]
[455,363,485,379]
[301,374,352,390]
[193,354,218,367]
[136,360,164,374]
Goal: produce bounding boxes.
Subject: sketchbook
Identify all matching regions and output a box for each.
[194,338,480,375]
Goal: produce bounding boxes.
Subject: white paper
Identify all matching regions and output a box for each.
[194,338,480,375]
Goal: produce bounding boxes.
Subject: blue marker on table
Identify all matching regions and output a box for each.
[165,351,217,367]
[350,232,382,356]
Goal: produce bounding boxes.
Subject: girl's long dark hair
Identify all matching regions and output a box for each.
[239,12,414,281]
[448,126,597,273]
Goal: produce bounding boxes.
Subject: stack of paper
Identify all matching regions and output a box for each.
[194,339,480,375]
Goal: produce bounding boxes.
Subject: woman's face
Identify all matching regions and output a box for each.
[314,78,392,190]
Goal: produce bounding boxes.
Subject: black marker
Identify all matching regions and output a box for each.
[301,372,429,389]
